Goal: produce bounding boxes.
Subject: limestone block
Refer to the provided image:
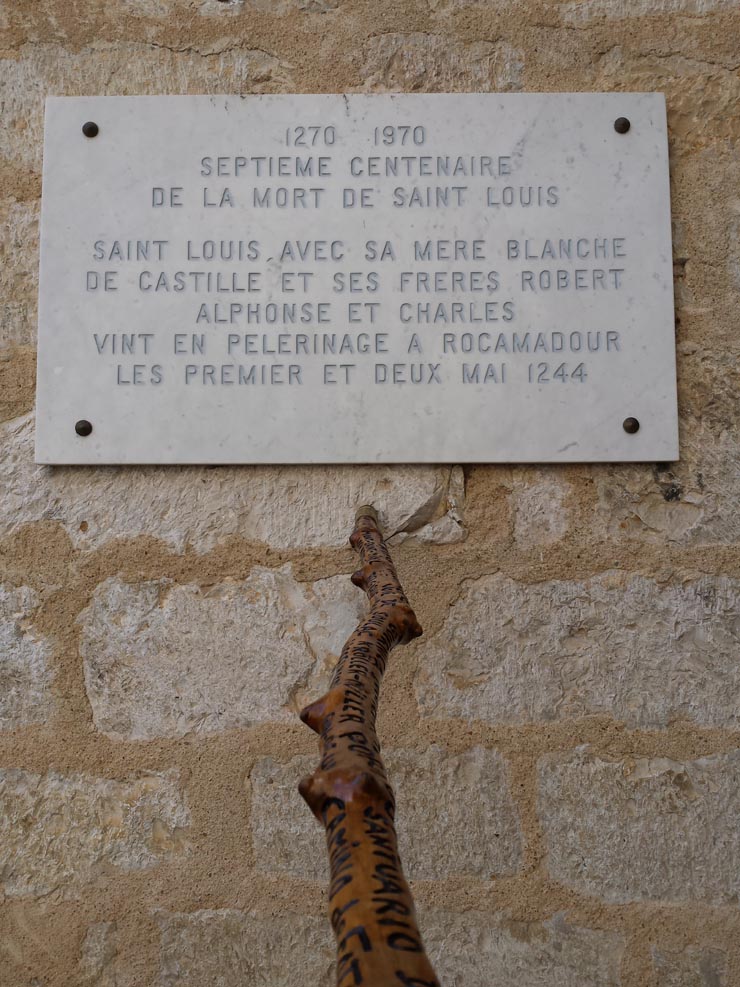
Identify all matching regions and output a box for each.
[157,909,334,987]
[250,746,523,880]
[538,749,740,904]
[0,584,53,730]
[231,0,339,11]
[390,466,466,545]
[594,49,740,142]
[669,142,740,286]
[510,469,572,548]
[0,414,464,552]
[592,427,740,546]
[415,572,740,729]
[0,344,35,424]
[79,922,120,987]
[391,511,465,545]
[426,0,490,8]
[0,769,189,898]
[119,0,182,15]
[562,0,736,23]
[0,44,294,173]
[651,945,728,987]
[290,0,339,9]
[0,199,39,349]
[105,0,340,18]
[79,568,364,740]
[388,746,523,880]
[0,302,32,355]
[155,908,623,987]
[421,910,624,987]
[359,34,524,92]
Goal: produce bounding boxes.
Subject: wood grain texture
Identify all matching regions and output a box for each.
[299,506,440,987]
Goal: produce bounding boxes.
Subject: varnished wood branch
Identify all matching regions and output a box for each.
[299,506,441,987]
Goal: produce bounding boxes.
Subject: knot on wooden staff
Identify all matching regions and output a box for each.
[297,505,440,987]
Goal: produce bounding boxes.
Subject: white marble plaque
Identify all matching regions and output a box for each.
[36,94,678,464]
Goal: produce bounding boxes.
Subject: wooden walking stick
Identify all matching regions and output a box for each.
[299,506,441,987]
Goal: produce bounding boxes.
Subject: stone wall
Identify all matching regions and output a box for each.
[1,2,739,985]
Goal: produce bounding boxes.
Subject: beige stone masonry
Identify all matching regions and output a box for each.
[0,583,53,729]
[539,749,740,904]
[250,746,523,880]
[157,909,334,987]
[78,568,365,739]
[153,908,626,986]
[651,945,728,987]
[0,415,464,552]
[416,572,740,728]
[0,769,189,898]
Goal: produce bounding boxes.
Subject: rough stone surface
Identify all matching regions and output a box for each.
[0,199,38,349]
[0,584,53,730]
[239,0,339,11]
[250,747,523,880]
[0,343,35,423]
[79,567,365,740]
[592,426,740,546]
[561,0,736,23]
[154,908,624,986]
[359,34,524,92]
[0,45,294,173]
[651,945,728,987]
[511,470,572,549]
[539,749,740,904]
[157,909,334,987]
[0,769,189,898]
[421,910,624,987]
[593,49,740,144]
[390,465,466,545]
[0,415,464,552]
[425,0,490,8]
[416,572,740,728]
[79,922,120,987]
